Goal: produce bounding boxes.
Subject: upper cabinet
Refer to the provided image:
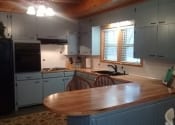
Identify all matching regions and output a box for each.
[158,0,175,24]
[0,12,12,38]
[79,18,92,55]
[67,32,78,55]
[4,13,78,42]
[37,17,61,39]
[91,26,100,55]
[135,0,157,27]
[12,13,37,40]
[36,16,78,39]
[134,0,175,61]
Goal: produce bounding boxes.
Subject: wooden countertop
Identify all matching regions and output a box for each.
[43,72,175,116]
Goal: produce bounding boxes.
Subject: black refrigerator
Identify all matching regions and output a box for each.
[0,38,15,115]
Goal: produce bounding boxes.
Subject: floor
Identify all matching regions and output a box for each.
[0,104,47,119]
[0,105,67,125]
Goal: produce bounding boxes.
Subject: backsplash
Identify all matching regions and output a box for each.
[41,44,67,69]
[91,56,175,80]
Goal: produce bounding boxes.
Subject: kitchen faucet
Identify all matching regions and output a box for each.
[107,64,118,73]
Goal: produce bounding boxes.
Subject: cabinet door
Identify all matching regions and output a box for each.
[17,79,42,107]
[159,24,175,61]
[37,17,74,39]
[43,77,65,97]
[0,12,11,38]
[92,26,100,55]
[64,77,73,90]
[12,13,36,40]
[134,26,157,58]
[79,32,91,55]
[67,32,78,55]
[157,24,169,58]
[158,0,175,24]
[135,0,157,27]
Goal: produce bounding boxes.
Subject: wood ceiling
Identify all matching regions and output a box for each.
[0,0,144,18]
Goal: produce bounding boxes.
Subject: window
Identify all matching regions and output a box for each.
[101,21,141,65]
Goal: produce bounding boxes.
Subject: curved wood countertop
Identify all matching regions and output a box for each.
[43,73,175,116]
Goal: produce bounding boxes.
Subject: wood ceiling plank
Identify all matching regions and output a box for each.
[0,0,144,18]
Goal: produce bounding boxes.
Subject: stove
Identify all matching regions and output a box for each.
[42,67,67,72]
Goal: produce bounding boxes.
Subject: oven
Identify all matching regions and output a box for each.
[14,42,41,73]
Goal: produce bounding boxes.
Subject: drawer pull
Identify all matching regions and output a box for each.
[149,54,155,57]
[157,55,164,58]
[26,76,31,79]
[158,21,165,24]
[150,22,156,25]
[34,81,40,84]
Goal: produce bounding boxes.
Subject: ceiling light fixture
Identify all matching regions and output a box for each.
[26,1,55,17]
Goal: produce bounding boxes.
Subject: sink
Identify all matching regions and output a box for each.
[93,70,126,76]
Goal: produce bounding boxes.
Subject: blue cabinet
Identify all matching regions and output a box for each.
[68,96,175,125]
[134,0,175,61]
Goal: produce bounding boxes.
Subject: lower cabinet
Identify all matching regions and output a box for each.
[17,79,43,107]
[43,77,65,97]
[64,76,73,90]
[15,71,75,108]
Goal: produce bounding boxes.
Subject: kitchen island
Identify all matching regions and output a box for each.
[43,74,175,125]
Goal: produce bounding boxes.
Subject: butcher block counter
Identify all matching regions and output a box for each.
[43,69,175,125]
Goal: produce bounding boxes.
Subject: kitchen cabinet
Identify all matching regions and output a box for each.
[36,16,78,39]
[0,12,12,38]
[43,72,65,97]
[134,0,157,27]
[158,0,175,24]
[64,71,74,89]
[134,0,175,61]
[75,71,97,85]
[16,72,42,107]
[43,77,65,97]
[37,17,59,39]
[134,26,157,58]
[134,24,175,60]
[79,18,92,55]
[11,13,36,40]
[91,26,100,55]
[67,32,78,55]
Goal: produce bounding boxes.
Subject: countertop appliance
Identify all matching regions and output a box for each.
[0,38,15,115]
[15,42,41,73]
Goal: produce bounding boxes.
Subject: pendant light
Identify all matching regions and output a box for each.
[26,1,55,17]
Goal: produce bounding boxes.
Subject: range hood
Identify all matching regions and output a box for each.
[38,38,68,45]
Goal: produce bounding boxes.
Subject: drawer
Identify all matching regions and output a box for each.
[42,72,64,78]
[88,74,97,81]
[76,72,89,79]
[64,71,74,77]
[16,72,42,80]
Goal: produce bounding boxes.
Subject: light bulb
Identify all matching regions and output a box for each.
[26,6,36,15]
[46,7,55,16]
[36,5,46,17]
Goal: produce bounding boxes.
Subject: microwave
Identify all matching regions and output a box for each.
[14,41,41,73]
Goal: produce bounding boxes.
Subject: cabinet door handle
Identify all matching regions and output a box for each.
[158,21,165,24]
[149,54,155,57]
[34,81,40,84]
[26,76,31,79]
[157,55,164,58]
[150,22,156,25]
